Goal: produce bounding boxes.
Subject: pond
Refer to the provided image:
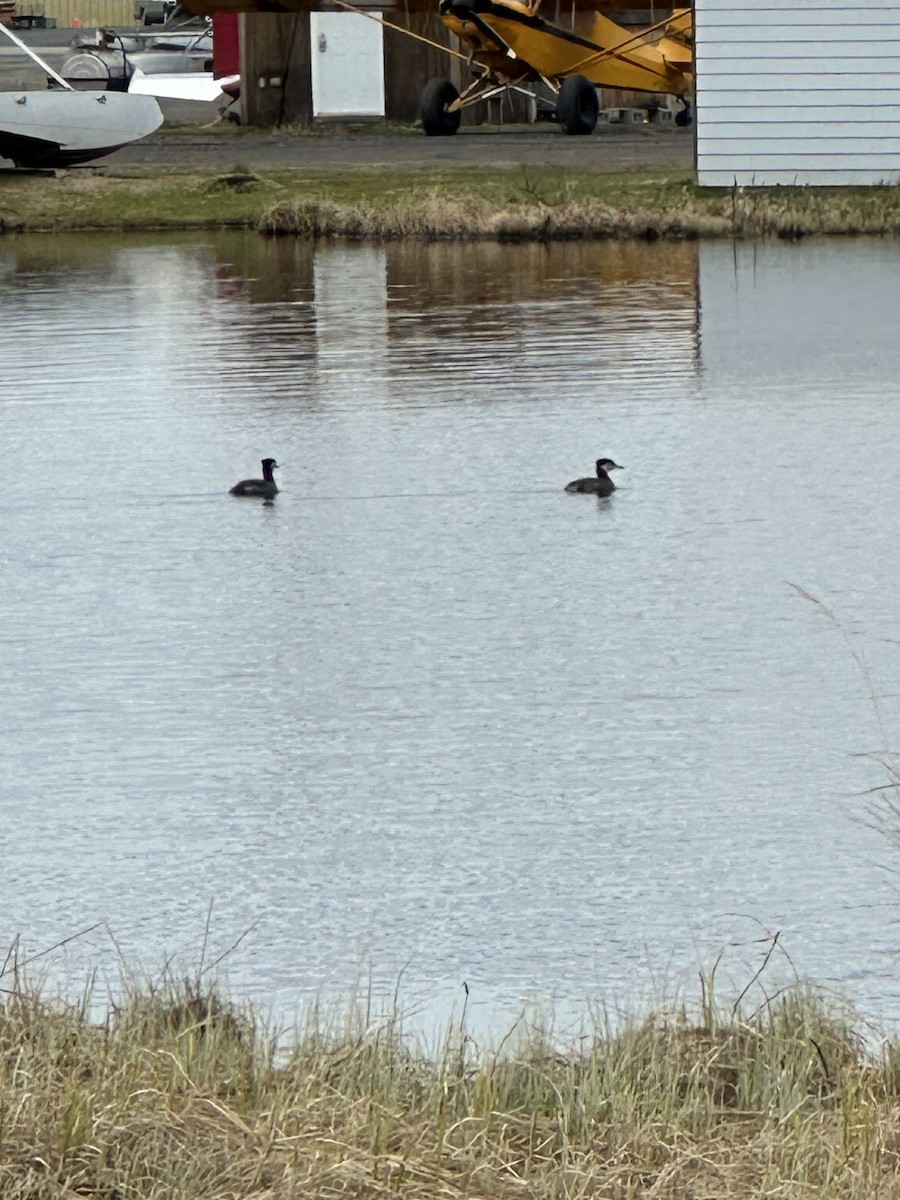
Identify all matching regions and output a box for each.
[1,231,898,1034]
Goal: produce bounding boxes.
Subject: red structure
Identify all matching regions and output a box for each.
[212,11,240,80]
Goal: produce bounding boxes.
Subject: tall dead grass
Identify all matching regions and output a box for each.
[257,182,900,242]
[1,964,900,1199]
[257,190,723,240]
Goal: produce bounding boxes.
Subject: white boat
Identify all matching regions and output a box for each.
[0,22,163,168]
[61,26,214,91]
[0,89,163,167]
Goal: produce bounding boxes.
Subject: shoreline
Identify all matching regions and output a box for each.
[4,144,900,238]
[2,31,900,240]
[1,119,900,238]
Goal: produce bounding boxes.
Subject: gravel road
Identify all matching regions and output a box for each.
[102,121,695,172]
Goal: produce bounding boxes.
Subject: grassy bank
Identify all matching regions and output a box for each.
[4,158,900,238]
[2,973,900,1199]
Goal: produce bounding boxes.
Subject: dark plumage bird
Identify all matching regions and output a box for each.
[564,458,623,496]
[229,458,280,498]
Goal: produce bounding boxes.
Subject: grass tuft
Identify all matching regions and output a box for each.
[0,966,898,1199]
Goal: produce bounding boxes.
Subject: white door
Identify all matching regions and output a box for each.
[310,12,385,118]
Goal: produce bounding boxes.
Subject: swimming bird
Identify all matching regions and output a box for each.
[564,458,623,496]
[229,458,280,498]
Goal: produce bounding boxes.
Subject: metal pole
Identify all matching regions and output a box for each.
[0,19,74,89]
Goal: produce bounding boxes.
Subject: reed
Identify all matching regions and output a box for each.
[1,964,899,1199]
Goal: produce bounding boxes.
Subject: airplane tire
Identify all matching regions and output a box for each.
[421,78,461,136]
[675,106,692,127]
[557,75,598,135]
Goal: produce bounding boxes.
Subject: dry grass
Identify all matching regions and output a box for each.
[5,163,900,238]
[2,966,900,1200]
[254,189,718,241]
[256,178,900,241]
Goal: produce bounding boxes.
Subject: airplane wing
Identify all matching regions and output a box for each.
[128,66,239,100]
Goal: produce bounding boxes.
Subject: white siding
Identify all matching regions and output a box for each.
[695,0,900,186]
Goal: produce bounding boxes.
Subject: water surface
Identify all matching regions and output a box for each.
[1,232,897,1032]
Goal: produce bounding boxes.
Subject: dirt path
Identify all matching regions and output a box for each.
[100,121,695,173]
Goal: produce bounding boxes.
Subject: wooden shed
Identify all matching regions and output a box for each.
[240,10,457,127]
[695,0,900,186]
[239,4,684,128]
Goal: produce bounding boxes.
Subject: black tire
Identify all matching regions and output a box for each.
[421,78,461,136]
[557,75,598,135]
[675,101,692,128]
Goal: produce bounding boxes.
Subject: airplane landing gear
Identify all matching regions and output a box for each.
[557,75,598,136]
[421,78,461,136]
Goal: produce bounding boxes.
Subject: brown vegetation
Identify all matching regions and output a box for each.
[2,970,900,1199]
[256,180,900,241]
[4,163,900,239]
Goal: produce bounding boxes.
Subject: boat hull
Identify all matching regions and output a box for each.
[0,90,163,167]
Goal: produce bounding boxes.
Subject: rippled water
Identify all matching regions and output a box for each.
[2,232,898,1032]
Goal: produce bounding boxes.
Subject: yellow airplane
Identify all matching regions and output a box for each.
[422,1,692,135]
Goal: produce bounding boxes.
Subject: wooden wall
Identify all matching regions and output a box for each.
[241,8,538,125]
[240,12,312,126]
[696,0,900,185]
[382,11,449,120]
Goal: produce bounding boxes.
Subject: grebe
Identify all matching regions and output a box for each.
[229,458,280,499]
[564,458,623,496]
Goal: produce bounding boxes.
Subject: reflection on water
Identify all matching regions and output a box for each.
[1,232,898,1031]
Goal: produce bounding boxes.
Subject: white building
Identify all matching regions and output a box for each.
[695,0,900,185]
